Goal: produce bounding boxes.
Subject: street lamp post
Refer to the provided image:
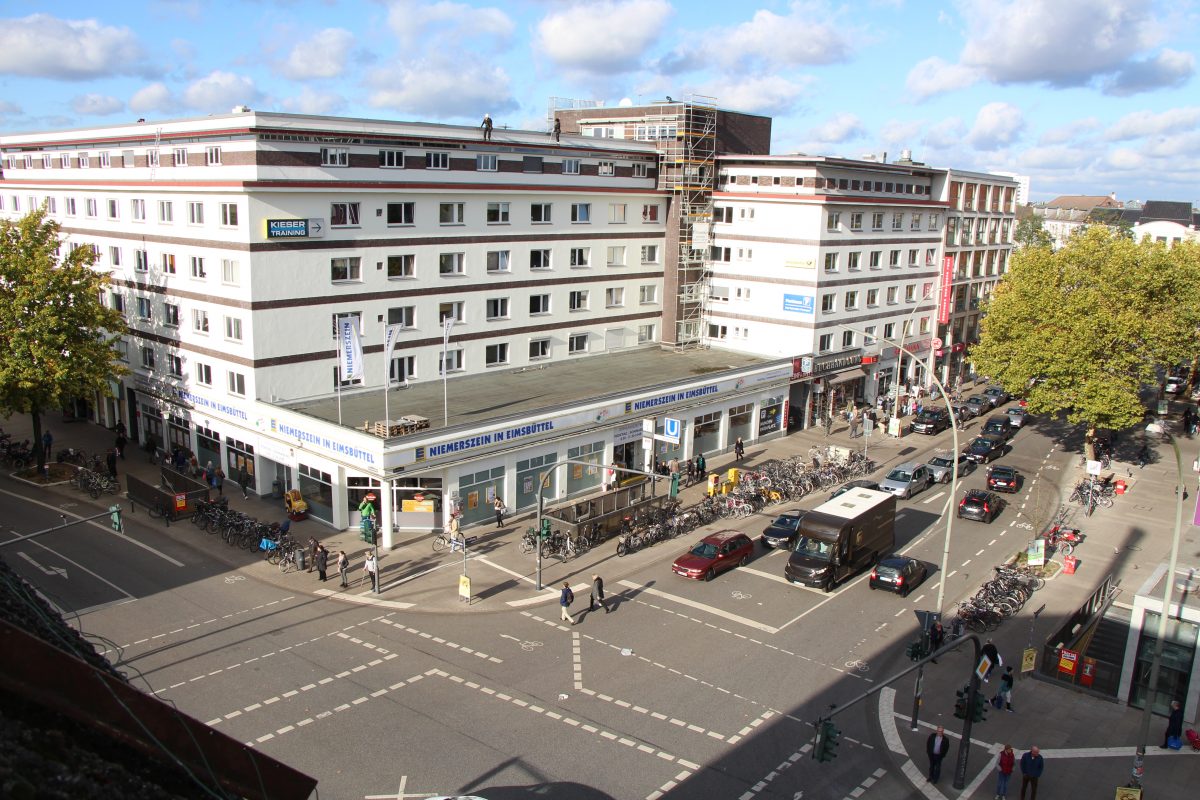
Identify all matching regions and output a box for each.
[1128,421,1187,791]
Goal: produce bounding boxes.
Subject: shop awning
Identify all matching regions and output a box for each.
[827,367,868,384]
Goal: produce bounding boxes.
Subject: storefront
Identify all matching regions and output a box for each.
[167,414,191,453]
[459,464,505,527]
[727,402,755,447]
[297,462,334,524]
[692,410,721,457]
[566,441,604,494]
[516,452,557,512]
[195,423,221,474]
[610,421,644,473]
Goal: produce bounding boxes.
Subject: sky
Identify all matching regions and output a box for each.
[1,0,1198,204]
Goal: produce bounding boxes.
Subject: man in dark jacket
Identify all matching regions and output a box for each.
[1019,746,1044,800]
[314,545,328,582]
[926,725,950,783]
[928,620,945,663]
[981,638,1001,681]
[1162,699,1184,747]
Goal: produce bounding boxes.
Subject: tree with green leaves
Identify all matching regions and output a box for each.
[971,226,1200,455]
[0,207,128,475]
[1013,213,1053,249]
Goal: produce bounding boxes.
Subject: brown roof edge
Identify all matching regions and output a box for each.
[0,619,318,800]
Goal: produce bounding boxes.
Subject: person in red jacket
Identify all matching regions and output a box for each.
[995,743,1015,799]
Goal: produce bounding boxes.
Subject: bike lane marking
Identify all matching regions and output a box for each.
[922,490,946,505]
[103,595,299,654]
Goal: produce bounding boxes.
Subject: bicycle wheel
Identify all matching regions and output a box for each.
[279,555,294,574]
[1059,542,1074,557]
[518,539,533,555]
[616,540,628,557]
[432,535,446,552]
[88,484,102,499]
[1098,495,1114,508]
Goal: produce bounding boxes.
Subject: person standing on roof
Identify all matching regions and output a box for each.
[481,113,493,141]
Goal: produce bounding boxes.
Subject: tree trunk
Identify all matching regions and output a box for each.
[1083,425,1096,462]
[30,407,45,475]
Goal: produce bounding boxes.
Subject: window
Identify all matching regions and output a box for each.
[486,250,510,273]
[911,213,922,230]
[824,252,838,272]
[569,247,590,268]
[530,249,552,270]
[884,322,896,339]
[850,212,863,231]
[173,148,187,166]
[920,316,931,335]
[907,248,919,266]
[220,203,238,226]
[224,316,243,341]
[485,343,509,366]
[190,256,206,279]
[598,161,614,176]
[220,258,239,285]
[845,290,858,309]
[141,346,155,369]
[476,154,497,171]
[485,297,509,319]
[79,152,91,168]
[818,333,833,352]
[192,309,209,333]
[379,149,405,168]
[486,201,509,223]
[562,158,580,175]
[196,362,212,386]
[438,302,464,323]
[65,197,76,215]
[110,292,125,315]
[438,252,464,275]
[227,371,246,396]
[847,251,861,271]
[108,246,122,266]
[320,147,348,167]
[827,212,840,231]
[61,154,72,169]
[871,212,884,231]
[44,196,56,214]
[709,286,730,303]
[331,256,362,281]
[886,286,898,304]
[522,156,543,173]
[531,203,552,223]
[99,152,112,168]
[869,251,881,269]
[571,203,591,223]
[389,355,416,384]
[388,306,415,328]
[164,303,179,327]
[426,151,449,169]
[161,253,176,274]
[569,333,588,354]
[200,145,220,166]
[134,249,149,272]
[529,338,550,359]
[892,212,903,231]
[331,202,360,227]
[147,149,159,168]
[187,201,204,224]
[905,284,916,302]
[606,246,626,266]
[889,250,901,267]
[107,199,119,219]
[569,290,588,311]
[867,288,879,306]
[168,354,183,377]
[641,245,659,263]
[708,323,728,340]
[605,287,624,307]
[136,297,152,320]
[529,294,550,315]
[158,200,173,223]
[842,330,855,348]
[439,349,464,373]
[735,286,752,301]
[131,199,146,220]
[864,325,877,345]
[609,203,626,223]
[821,293,836,313]
[633,162,649,178]
[641,204,660,222]
[928,213,940,230]
[714,206,733,224]
[926,248,937,266]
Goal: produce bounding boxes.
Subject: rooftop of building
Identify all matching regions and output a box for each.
[552,99,771,121]
[282,345,776,438]
[1041,194,1122,210]
[1138,200,1194,224]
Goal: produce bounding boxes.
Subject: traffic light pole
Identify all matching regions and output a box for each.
[0,507,124,549]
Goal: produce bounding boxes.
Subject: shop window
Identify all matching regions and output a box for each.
[298,463,334,524]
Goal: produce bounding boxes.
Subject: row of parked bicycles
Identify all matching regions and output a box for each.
[1069,476,1117,517]
[69,466,122,498]
[189,497,312,571]
[952,562,1047,633]
[0,433,34,469]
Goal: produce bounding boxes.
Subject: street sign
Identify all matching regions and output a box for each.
[975,654,992,683]
[1021,647,1037,673]
[1058,648,1079,676]
[1086,459,1102,475]
[931,337,943,349]
[458,574,472,603]
[662,417,681,444]
[1026,538,1046,567]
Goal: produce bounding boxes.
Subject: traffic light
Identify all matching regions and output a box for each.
[905,640,921,661]
[109,505,122,532]
[539,517,552,538]
[812,719,840,763]
[971,690,988,723]
[954,685,968,719]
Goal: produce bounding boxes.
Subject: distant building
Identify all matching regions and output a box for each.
[990,171,1030,206]
[1033,193,1123,248]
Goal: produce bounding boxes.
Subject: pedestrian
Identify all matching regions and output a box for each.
[481,113,493,141]
[553,117,561,142]
[314,545,328,582]
[1161,699,1184,748]
[668,456,680,477]
[1019,746,1043,800]
[981,638,1001,681]
[926,725,950,783]
[363,552,378,591]
[115,420,127,438]
[929,620,945,663]
[997,666,1015,711]
[995,743,1015,799]
[605,461,618,492]
[559,581,575,625]
[106,448,118,478]
[358,493,377,529]
[239,464,251,498]
[42,429,53,460]
[493,496,505,529]
[589,574,609,613]
[1137,444,1150,469]
[115,431,127,459]
[734,437,745,461]
[337,550,349,588]
[695,452,706,475]
[214,467,224,496]
[307,538,319,573]
[849,413,859,439]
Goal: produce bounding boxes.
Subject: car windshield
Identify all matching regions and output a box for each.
[929,456,952,468]
[875,564,901,578]
[772,516,800,530]
[918,411,939,419]
[794,536,833,560]
[970,440,991,451]
[689,542,717,559]
[886,468,912,482]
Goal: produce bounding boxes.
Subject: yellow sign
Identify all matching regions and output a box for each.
[458,575,472,602]
[784,259,816,269]
[1115,787,1142,800]
[1022,648,1037,673]
[401,499,435,512]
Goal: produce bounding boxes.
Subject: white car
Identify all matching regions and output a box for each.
[1165,375,1187,394]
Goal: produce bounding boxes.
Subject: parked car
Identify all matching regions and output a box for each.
[982,386,1010,406]
[911,408,950,435]
[986,464,1020,493]
[761,511,806,549]
[1006,407,1029,428]
[879,462,934,499]
[982,416,1015,440]
[1165,375,1187,394]
[672,530,754,581]
[958,489,1003,523]
[964,435,1005,464]
[869,555,928,597]
[927,452,970,484]
[966,395,991,415]
[951,401,981,420]
[831,479,880,500]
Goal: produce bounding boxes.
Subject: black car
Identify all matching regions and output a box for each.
[869,555,928,596]
[958,489,1003,522]
[982,416,1014,440]
[964,435,1005,464]
[911,409,950,434]
[986,465,1020,493]
[761,511,806,549]
[831,479,881,500]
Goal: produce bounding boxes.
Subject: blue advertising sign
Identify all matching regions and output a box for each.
[783,294,815,314]
[267,219,309,238]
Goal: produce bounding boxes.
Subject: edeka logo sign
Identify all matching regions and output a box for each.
[783,294,815,314]
[268,418,377,466]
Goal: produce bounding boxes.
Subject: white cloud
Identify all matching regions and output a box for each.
[1038,118,1100,144]
[967,102,1024,150]
[129,83,176,114]
[1105,147,1145,170]
[0,99,22,114]
[387,0,515,50]
[183,71,259,112]
[70,93,124,116]
[904,56,981,101]
[279,28,355,80]
[1105,107,1200,141]
[721,6,852,69]
[1141,131,1200,158]
[808,112,864,144]
[367,59,517,120]
[1103,48,1195,96]
[0,14,155,80]
[279,87,347,116]
[1016,145,1093,169]
[536,0,672,75]
[880,119,925,147]
[922,117,966,149]
[698,75,812,116]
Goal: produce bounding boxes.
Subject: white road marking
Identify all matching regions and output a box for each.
[507,581,591,607]
[739,566,799,586]
[313,588,414,609]
[921,490,946,505]
[617,580,779,634]
[988,539,997,546]
[975,549,985,556]
[376,618,502,662]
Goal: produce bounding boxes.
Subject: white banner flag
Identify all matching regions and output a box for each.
[383,324,404,380]
[339,318,364,381]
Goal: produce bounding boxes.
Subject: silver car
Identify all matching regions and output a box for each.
[927,453,970,484]
[879,461,934,499]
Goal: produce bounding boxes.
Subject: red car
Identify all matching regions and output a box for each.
[672,530,754,581]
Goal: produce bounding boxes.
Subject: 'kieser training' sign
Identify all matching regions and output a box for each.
[265,219,326,239]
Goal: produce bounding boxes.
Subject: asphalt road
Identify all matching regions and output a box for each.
[2,411,1095,799]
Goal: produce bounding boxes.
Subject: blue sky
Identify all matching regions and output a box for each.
[2,0,1198,203]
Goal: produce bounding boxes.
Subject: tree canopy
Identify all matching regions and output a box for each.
[1012,213,1053,249]
[970,225,1200,434]
[0,207,128,471]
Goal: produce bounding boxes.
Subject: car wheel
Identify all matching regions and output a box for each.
[901,585,910,598]
[705,568,715,582]
[739,555,749,567]
[869,583,877,591]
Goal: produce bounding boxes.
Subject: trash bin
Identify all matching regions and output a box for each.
[296,549,306,571]
[1114,479,1127,495]
[272,480,284,499]
[1063,555,1077,575]
[707,473,720,496]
